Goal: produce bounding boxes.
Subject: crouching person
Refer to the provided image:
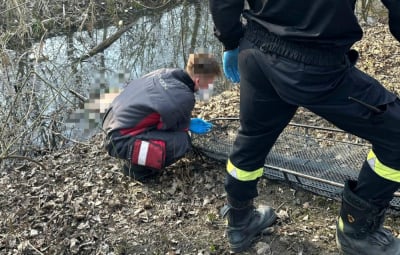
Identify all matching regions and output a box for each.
[102,53,221,180]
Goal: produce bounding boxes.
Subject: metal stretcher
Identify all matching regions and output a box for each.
[191,117,400,211]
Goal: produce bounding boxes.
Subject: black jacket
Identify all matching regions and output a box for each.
[210,0,400,51]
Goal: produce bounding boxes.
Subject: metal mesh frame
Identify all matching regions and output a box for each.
[191,117,400,210]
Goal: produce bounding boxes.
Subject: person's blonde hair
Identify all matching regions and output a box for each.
[185,53,222,78]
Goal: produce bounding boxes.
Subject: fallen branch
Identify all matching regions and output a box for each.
[74,0,176,63]
[75,21,135,63]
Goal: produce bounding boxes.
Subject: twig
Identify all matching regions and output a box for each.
[51,131,91,146]
[77,1,92,33]
[276,202,286,211]
[0,155,47,171]
[68,89,88,102]
[177,229,189,240]
[0,1,30,15]
[132,0,172,10]
[27,241,45,255]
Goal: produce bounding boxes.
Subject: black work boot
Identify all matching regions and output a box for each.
[123,163,159,181]
[220,196,277,253]
[336,180,400,255]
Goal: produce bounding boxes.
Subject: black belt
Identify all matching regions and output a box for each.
[245,22,347,66]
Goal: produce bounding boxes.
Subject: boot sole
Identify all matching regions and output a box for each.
[230,213,277,253]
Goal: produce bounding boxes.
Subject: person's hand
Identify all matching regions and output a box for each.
[189,118,213,134]
[223,48,240,83]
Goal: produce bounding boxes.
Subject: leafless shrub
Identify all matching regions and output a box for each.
[0,48,67,168]
[0,0,182,170]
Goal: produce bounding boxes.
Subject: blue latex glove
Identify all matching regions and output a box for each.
[189,118,213,134]
[223,48,240,83]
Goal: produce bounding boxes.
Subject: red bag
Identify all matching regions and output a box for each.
[131,139,166,170]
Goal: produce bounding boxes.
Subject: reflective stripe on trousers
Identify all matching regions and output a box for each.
[227,159,264,181]
[368,150,400,182]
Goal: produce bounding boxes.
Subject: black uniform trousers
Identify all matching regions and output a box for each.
[226,23,400,208]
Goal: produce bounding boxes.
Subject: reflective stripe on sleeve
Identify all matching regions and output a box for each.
[227,159,264,181]
[367,150,400,182]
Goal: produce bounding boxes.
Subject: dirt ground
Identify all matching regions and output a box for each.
[0,134,345,255]
[3,132,400,255]
[2,17,400,255]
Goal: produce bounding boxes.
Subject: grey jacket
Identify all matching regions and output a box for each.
[102,68,195,136]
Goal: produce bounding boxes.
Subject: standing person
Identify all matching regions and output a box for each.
[209,0,400,254]
[102,53,221,181]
